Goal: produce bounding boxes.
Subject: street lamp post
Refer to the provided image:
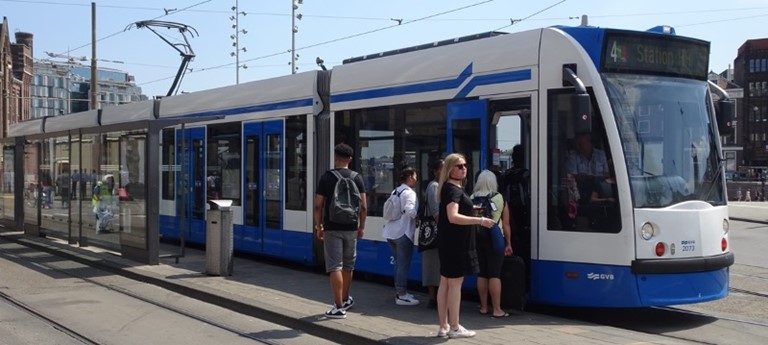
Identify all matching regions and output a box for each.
[754,105,765,201]
[230,1,247,84]
[291,0,302,74]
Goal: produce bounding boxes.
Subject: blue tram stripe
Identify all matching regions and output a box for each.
[331,63,532,103]
[454,69,532,98]
[330,64,473,103]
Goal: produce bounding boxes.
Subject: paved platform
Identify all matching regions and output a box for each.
[4,202,761,345]
[728,201,768,224]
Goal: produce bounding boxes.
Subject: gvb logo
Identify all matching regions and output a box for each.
[587,272,615,281]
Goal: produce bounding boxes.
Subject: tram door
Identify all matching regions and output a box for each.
[243,121,284,256]
[176,127,207,243]
[447,100,489,190]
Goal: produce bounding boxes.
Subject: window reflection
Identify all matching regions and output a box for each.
[336,105,445,217]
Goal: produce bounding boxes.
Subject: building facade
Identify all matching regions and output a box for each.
[0,17,33,138]
[734,38,768,178]
[32,61,145,118]
[709,70,743,176]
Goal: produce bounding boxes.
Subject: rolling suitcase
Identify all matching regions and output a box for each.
[500,255,527,310]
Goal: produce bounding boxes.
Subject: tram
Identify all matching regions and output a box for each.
[13,23,735,307]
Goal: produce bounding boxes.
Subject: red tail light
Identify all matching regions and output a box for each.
[721,238,728,251]
[655,242,665,257]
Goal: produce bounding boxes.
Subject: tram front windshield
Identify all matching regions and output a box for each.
[603,74,725,208]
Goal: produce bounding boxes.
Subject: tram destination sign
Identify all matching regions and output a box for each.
[601,31,710,80]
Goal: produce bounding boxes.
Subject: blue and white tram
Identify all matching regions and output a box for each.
[156,24,734,307]
[158,71,325,263]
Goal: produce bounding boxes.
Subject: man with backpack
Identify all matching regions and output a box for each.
[314,143,367,319]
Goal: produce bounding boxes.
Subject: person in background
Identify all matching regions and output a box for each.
[383,166,420,306]
[472,170,513,319]
[80,169,88,199]
[422,159,443,309]
[41,172,53,209]
[71,169,80,200]
[91,170,99,197]
[566,133,608,177]
[57,171,71,208]
[435,153,494,339]
[313,143,367,319]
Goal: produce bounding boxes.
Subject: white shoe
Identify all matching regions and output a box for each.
[448,325,476,339]
[437,327,449,338]
[395,293,420,306]
[340,296,354,311]
[324,305,346,319]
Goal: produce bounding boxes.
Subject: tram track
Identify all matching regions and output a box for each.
[730,287,768,299]
[0,241,284,345]
[0,289,101,345]
[656,305,768,328]
[69,274,283,345]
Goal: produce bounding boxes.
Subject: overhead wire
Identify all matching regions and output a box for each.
[53,0,212,56]
[141,0,498,85]
[491,0,567,31]
[14,0,762,89]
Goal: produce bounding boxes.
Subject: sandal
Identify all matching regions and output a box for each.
[491,312,510,318]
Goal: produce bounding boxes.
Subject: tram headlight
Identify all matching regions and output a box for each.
[640,222,655,240]
[722,218,730,234]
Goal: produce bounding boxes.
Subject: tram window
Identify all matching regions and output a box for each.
[546,90,620,233]
[285,115,307,211]
[207,123,242,206]
[336,104,445,218]
[161,129,175,201]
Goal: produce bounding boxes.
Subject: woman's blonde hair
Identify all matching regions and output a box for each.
[438,153,466,197]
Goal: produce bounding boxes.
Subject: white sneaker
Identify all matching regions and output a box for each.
[437,327,449,338]
[395,293,420,306]
[324,305,346,319]
[340,296,354,311]
[448,325,476,339]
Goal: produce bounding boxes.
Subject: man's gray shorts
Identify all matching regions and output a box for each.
[324,230,357,273]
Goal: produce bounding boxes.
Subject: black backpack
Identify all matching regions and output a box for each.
[328,170,361,225]
[472,192,500,220]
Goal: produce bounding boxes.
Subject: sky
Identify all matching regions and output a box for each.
[2,0,768,98]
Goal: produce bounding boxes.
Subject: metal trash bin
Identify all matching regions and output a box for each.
[206,200,233,276]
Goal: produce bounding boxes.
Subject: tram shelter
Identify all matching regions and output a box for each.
[2,100,216,264]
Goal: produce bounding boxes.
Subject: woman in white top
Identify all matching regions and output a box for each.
[382,166,420,305]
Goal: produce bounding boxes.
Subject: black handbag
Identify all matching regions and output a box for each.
[417,201,438,252]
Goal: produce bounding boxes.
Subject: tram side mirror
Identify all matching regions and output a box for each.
[570,93,593,135]
[716,99,735,137]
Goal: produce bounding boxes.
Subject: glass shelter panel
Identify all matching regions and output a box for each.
[42,136,70,239]
[23,139,42,232]
[0,143,15,223]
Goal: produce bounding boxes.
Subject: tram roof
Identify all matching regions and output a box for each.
[342,31,506,64]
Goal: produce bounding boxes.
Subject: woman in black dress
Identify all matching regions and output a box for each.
[435,153,495,339]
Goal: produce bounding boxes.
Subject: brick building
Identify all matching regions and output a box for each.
[0,17,33,138]
[734,38,768,177]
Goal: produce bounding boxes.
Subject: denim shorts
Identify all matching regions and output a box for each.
[324,230,358,273]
